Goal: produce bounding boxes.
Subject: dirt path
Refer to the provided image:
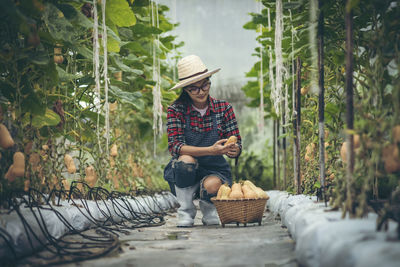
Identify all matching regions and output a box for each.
[61,200,298,267]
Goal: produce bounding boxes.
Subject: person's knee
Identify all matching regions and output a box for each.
[178,155,197,164]
[203,176,222,194]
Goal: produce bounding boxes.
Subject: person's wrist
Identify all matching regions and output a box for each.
[208,146,216,156]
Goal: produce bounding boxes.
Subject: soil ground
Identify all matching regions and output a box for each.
[59,200,298,267]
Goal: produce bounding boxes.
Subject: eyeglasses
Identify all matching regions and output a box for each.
[185,80,211,95]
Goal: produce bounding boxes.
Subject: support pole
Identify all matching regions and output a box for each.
[277,120,281,190]
[273,120,277,189]
[345,0,355,216]
[317,0,326,204]
[295,57,302,194]
[282,116,287,189]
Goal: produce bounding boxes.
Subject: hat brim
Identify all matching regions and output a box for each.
[169,68,221,91]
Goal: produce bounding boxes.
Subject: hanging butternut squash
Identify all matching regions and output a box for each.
[5,165,15,182]
[53,45,64,64]
[110,144,118,157]
[113,175,120,190]
[24,141,33,155]
[64,154,76,174]
[84,166,98,187]
[12,152,25,177]
[0,123,14,149]
[392,125,400,143]
[24,179,30,192]
[62,179,70,191]
[305,143,316,162]
[340,134,361,163]
[382,144,400,173]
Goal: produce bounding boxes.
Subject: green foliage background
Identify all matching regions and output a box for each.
[241,0,400,218]
[0,0,182,196]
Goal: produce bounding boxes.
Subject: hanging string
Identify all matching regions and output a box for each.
[156,3,162,134]
[258,0,264,131]
[172,0,177,83]
[151,0,163,157]
[289,0,298,181]
[102,0,110,158]
[267,7,275,118]
[309,0,319,93]
[289,1,295,120]
[274,0,286,121]
[92,0,102,154]
[284,66,290,125]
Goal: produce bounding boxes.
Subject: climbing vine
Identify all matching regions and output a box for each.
[0,0,182,197]
[242,0,400,221]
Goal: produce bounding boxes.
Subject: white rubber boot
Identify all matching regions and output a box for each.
[199,200,220,226]
[175,184,199,227]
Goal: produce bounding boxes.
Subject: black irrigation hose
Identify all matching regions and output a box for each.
[0,228,17,259]
[0,182,176,265]
[9,188,118,262]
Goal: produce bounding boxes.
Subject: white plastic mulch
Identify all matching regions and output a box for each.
[266,190,400,267]
[0,192,178,259]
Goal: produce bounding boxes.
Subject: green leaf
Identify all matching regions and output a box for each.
[283,1,302,10]
[56,66,83,82]
[76,46,93,59]
[109,85,144,110]
[81,126,97,142]
[277,132,290,140]
[132,24,162,36]
[57,3,92,29]
[121,41,148,54]
[32,108,61,128]
[325,102,340,120]
[243,21,257,30]
[82,110,105,126]
[107,36,120,52]
[43,3,75,43]
[106,0,136,27]
[22,92,46,115]
[113,55,144,75]
[31,52,50,65]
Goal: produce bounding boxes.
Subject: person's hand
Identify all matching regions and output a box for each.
[210,139,235,155]
[226,143,240,158]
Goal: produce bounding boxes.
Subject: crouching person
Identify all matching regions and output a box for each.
[163,55,242,227]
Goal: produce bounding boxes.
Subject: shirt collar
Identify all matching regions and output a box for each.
[185,96,216,115]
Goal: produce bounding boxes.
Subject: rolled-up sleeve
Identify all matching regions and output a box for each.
[167,106,185,157]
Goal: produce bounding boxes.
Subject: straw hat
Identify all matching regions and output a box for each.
[170,55,220,90]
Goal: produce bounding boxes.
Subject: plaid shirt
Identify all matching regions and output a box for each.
[167,96,242,158]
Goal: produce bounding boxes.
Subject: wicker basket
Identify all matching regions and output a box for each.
[211,197,268,227]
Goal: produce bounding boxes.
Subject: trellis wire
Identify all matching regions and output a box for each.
[0,183,175,265]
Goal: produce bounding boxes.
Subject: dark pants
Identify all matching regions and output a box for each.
[169,160,230,202]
